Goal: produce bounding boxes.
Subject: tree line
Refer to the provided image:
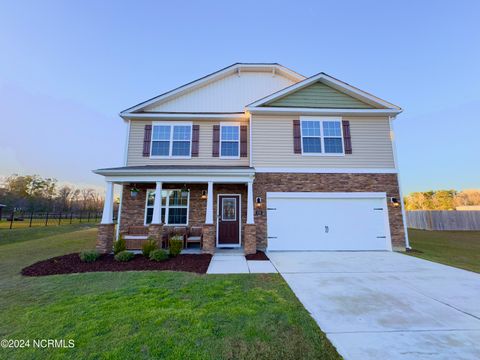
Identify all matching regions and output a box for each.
[405,189,480,210]
[0,174,105,213]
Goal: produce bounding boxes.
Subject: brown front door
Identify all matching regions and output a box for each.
[218,195,240,246]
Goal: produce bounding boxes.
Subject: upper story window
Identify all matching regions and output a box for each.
[301,117,344,155]
[151,122,192,158]
[220,123,240,158]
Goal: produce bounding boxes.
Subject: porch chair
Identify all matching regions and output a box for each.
[186,226,203,248]
[171,226,188,248]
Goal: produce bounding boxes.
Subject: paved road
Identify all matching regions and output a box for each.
[268,251,480,360]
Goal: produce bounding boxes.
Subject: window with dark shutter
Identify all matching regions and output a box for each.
[212,125,220,157]
[342,120,352,154]
[143,124,152,157]
[293,120,301,154]
[191,125,200,157]
[240,125,247,157]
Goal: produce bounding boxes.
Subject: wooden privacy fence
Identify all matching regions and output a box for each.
[406,211,480,231]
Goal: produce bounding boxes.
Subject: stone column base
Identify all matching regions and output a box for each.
[244,224,257,255]
[96,223,115,254]
[202,224,215,254]
[148,224,164,247]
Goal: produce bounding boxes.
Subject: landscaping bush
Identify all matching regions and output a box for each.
[149,249,169,262]
[142,237,158,257]
[113,235,126,255]
[79,249,100,263]
[169,236,183,257]
[114,251,134,262]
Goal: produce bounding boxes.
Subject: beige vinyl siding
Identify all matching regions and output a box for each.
[266,82,373,109]
[251,115,395,168]
[127,120,249,166]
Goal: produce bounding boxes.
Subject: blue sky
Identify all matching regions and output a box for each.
[0,0,479,194]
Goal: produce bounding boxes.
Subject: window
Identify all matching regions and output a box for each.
[220,124,240,158]
[145,189,189,225]
[301,118,344,155]
[151,123,192,157]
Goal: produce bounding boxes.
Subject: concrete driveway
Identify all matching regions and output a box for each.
[268,251,480,360]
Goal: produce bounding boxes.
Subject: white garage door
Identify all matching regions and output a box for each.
[267,192,391,251]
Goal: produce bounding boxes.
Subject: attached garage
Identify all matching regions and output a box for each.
[266,192,392,251]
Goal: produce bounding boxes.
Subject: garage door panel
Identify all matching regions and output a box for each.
[267,194,391,251]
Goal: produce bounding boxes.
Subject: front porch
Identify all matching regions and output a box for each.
[94,166,257,255]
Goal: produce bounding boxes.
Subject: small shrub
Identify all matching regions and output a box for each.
[149,249,169,262]
[142,237,158,257]
[79,249,100,263]
[169,236,183,257]
[114,250,134,262]
[113,235,126,255]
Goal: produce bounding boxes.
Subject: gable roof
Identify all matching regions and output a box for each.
[120,63,305,116]
[247,72,401,110]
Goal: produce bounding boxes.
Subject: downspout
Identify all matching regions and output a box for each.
[248,112,253,168]
[389,116,411,250]
[123,119,131,166]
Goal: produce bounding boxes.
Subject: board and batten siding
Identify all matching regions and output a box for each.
[266,82,373,109]
[127,120,249,166]
[251,115,395,168]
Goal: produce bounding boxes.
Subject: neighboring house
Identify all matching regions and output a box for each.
[94,63,408,254]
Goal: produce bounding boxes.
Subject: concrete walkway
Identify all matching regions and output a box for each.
[268,251,480,360]
[207,254,277,274]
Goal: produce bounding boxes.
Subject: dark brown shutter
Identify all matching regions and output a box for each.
[342,120,352,154]
[191,125,200,157]
[240,125,248,157]
[293,120,301,154]
[212,125,220,157]
[143,124,152,157]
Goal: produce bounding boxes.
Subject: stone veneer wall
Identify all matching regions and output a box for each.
[119,183,248,246]
[252,173,406,251]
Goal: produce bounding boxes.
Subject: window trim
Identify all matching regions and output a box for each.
[300,116,345,157]
[150,122,193,159]
[144,188,190,226]
[219,122,241,159]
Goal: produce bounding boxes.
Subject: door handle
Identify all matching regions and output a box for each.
[325,226,329,233]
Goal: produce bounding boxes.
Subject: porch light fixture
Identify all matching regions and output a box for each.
[130,185,140,199]
[390,197,400,207]
[255,197,262,208]
[201,190,207,200]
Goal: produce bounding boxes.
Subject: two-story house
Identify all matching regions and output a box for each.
[94,63,408,255]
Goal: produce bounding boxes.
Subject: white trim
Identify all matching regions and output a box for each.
[219,122,240,159]
[267,191,387,200]
[103,175,254,184]
[123,120,131,166]
[94,167,254,177]
[254,167,397,174]
[144,188,190,226]
[248,113,253,167]
[150,121,193,159]
[389,116,410,249]
[121,64,305,115]
[246,107,402,116]
[300,116,344,156]
[247,72,401,110]
[216,193,242,248]
[122,113,247,120]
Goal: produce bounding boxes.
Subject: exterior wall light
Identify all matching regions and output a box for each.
[390,197,400,207]
[255,197,262,208]
[130,185,139,199]
[201,190,207,200]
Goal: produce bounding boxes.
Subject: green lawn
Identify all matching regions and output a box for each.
[0,227,340,359]
[407,228,480,273]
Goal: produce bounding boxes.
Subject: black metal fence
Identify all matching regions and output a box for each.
[0,210,117,229]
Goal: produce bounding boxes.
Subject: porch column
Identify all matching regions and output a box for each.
[151,181,163,224]
[205,181,214,224]
[246,180,254,224]
[101,181,114,224]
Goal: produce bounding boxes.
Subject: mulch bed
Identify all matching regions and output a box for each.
[245,251,269,261]
[21,253,212,277]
